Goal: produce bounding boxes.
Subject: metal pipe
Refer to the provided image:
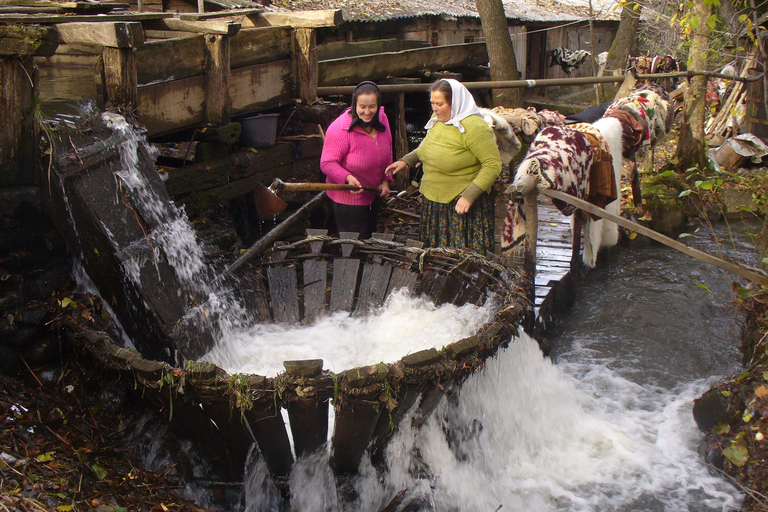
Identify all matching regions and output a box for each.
[317,71,765,96]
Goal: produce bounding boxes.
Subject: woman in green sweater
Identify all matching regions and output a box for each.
[385,79,501,255]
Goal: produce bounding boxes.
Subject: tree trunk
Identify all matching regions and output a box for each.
[475,0,522,108]
[676,0,712,171]
[599,0,641,102]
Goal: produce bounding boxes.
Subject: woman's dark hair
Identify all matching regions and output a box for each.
[429,79,452,106]
[348,81,386,132]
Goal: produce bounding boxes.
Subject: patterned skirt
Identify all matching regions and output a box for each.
[420,192,496,256]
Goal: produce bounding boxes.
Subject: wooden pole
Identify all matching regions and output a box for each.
[0,56,39,186]
[521,190,538,332]
[540,188,768,286]
[204,33,230,125]
[197,0,204,14]
[222,191,327,277]
[317,71,764,96]
[294,28,318,104]
[393,92,410,191]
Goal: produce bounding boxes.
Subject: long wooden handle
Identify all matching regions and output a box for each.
[278,182,380,194]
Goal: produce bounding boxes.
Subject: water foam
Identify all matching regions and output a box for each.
[202,289,496,376]
[267,331,741,512]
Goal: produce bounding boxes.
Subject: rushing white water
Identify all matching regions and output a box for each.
[101,112,207,292]
[202,289,496,376]
[252,331,740,512]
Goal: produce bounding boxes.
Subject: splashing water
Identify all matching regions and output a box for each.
[258,331,740,512]
[101,112,207,292]
[202,289,496,376]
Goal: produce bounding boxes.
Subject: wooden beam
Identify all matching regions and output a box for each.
[55,21,144,48]
[138,74,205,136]
[257,9,342,28]
[0,12,171,23]
[317,38,400,61]
[229,26,291,69]
[204,33,229,124]
[144,17,240,36]
[103,46,137,107]
[179,8,262,20]
[318,42,489,86]
[293,28,316,104]
[0,24,58,56]
[229,59,292,115]
[135,34,204,85]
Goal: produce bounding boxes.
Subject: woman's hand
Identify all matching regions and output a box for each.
[385,160,408,177]
[378,180,391,198]
[346,175,363,194]
[455,197,472,214]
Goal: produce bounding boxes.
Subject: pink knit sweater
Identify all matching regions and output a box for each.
[320,107,393,206]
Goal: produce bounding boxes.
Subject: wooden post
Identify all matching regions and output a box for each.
[521,190,538,332]
[394,92,410,190]
[0,25,57,186]
[507,173,539,331]
[103,47,138,109]
[204,34,230,125]
[294,28,318,104]
[197,0,204,14]
[571,213,582,273]
[0,56,39,186]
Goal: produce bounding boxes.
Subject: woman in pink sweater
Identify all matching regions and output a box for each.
[320,81,393,239]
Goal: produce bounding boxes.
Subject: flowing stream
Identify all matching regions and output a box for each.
[240,218,760,512]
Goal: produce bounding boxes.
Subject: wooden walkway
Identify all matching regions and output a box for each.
[495,196,575,334]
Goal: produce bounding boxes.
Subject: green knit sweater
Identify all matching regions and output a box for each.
[401,114,501,204]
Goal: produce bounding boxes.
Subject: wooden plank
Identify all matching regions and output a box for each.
[145,17,241,36]
[204,32,229,124]
[135,35,204,85]
[267,264,300,324]
[35,53,96,66]
[0,24,57,55]
[229,26,291,68]
[145,30,199,40]
[137,74,205,136]
[317,38,400,61]
[103,46,137,107]
[355,259,392,316]
[331,399,381,474]
[258,9,341,28]
[179,8,262,20]
[329,258,360,313]
[286,400,329,458]
[229,59,293,115]
[303,259,327,323]
[52,42,101,55]
[0,12,171,23]
[318,42,488,86]
[55,21,144,48]
[414,270,446,303]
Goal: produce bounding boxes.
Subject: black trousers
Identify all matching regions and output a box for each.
[332,200,380,239]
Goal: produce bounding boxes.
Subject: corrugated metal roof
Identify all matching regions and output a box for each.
[269,0,620,23]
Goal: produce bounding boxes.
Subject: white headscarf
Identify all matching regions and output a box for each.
[424,78,483,133]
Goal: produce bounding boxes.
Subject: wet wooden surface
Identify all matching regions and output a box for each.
[495,196,575,333]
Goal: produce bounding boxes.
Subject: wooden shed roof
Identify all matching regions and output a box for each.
[269,0,621,23]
